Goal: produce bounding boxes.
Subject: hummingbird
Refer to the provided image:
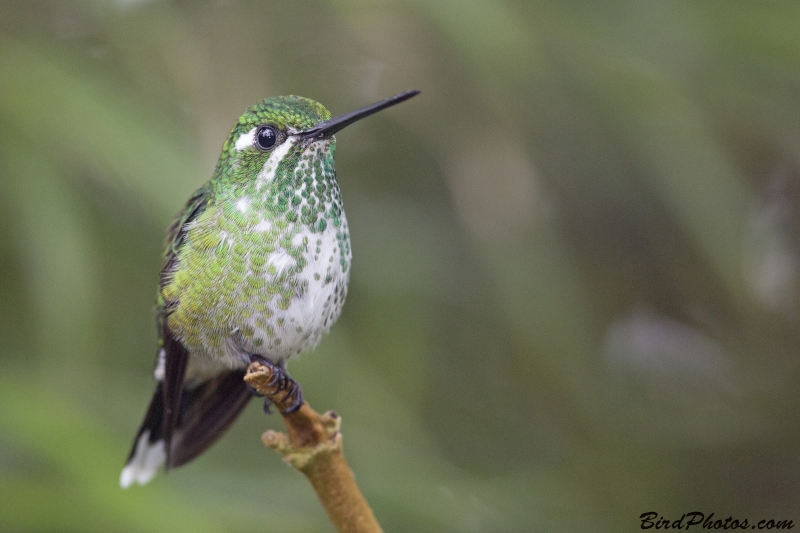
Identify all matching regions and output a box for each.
[121,90,420,488]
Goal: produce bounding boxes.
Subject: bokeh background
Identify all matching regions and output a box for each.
[2,1,800,531]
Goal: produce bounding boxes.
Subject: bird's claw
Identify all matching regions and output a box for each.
[248,354,304,414]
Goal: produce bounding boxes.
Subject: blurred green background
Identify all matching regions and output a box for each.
[1,1,799,531]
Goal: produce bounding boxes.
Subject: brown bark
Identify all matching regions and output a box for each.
[244,362,383,533]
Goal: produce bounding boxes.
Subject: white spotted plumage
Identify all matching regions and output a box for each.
[168,136,350,368]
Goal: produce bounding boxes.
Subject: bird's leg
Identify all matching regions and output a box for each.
[248,354,305,414]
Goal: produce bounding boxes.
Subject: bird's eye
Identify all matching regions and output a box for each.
[255,126,278,151]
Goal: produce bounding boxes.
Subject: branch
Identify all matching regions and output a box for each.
[244,362,383,533]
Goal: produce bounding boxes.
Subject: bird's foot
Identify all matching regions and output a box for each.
[248,354,305,415]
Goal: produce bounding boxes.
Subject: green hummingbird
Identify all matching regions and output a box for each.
[121,90,419,488]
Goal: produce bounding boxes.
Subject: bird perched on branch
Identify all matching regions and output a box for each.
[121,91,419,487]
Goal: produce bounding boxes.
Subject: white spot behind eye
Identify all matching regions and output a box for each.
[235,127,257,151]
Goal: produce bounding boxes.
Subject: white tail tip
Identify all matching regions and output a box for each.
[120,430,166,488]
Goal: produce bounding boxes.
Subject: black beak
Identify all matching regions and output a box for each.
[300,90,420,140]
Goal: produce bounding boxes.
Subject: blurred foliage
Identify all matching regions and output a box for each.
[2,0,800,531]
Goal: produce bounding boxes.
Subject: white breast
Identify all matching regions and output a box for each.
[230,216,351,364]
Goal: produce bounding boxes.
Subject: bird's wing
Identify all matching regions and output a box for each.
[161,185,210,287]
[158,185,210,466]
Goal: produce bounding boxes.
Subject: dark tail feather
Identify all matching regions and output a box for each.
[168,369,252,468]
[121,370,252,487]
[120,383,167,488]
[127,382,165,460]
[161,329,189,462]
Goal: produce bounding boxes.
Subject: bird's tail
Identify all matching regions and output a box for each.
[120,370,252,488]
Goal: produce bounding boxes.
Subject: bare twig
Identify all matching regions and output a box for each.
[244,361,383,533]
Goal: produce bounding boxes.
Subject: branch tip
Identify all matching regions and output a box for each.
[246,361,383,532]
